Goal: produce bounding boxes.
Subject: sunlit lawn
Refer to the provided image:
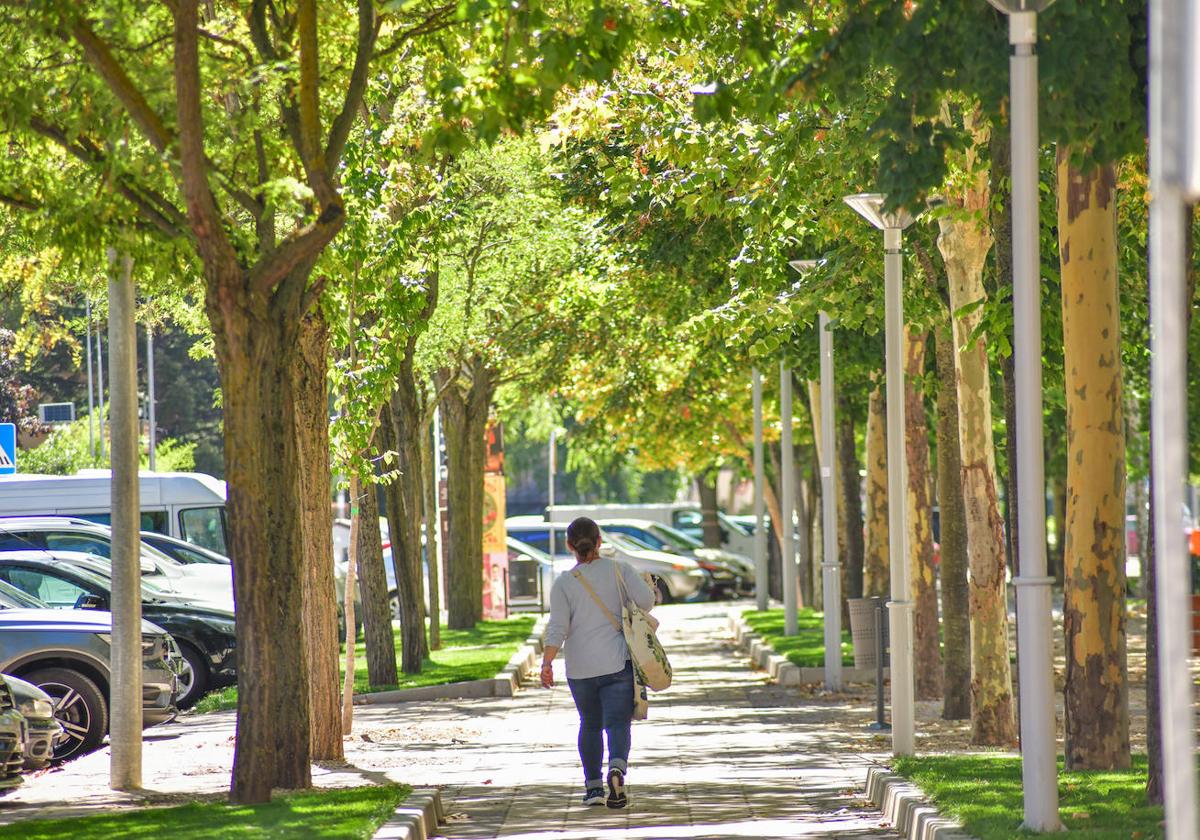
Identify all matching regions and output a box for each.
[0,784,409,839]
[742,608,853,667]
[195,616,536,713]
[894,754,1164,839]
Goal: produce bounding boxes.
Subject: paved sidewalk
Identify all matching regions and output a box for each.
[0,602,901,839]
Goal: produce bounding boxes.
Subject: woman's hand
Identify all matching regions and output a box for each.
[540,662,555,688]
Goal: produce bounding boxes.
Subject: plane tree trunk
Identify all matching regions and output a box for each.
[357,461,398,688]
[863,383,889,599]
[1057,150,1130,770]
[939,173,1017,747]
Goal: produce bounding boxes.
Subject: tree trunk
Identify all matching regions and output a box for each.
[210,279,311,802]
[293,310,342,761]
[863,383,889,599]
[934,321,971,719]
[697,471,723,549]
[1146,415,1161,802]
[357,466,398,688]
[1051,472,1067,586]
[795,459,814,610]
[441,378,475,629]
[905,327,941,700]
[466,367,493,624]
[803,462,820,604]
[766,443,785,601]
[836,397,863,629]
[380,365,428,674]
[939,178,1017,746]
[421,416,442,650]
[1057,149,1129,770]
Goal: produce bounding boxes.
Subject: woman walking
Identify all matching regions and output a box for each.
[540,516,656,809]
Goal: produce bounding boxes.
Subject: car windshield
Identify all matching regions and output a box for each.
[0,578,46,609]
[507,538,552,563]
[647,523,704,551]
[54,559,171,599]
[606,532,655,552]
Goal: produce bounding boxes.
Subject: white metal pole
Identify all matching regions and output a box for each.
[781,363,798,635]
[548,428,557,564]
[146,326,156,471]
[752,368,769,610]
[1151,0,1199,835]
[819,311,842,690]
[85,297,96,458]
[431,407,446,614]
[96,306,106,460]
[107,249,142,790]
[884,228,914,755]
[1006,10,1062,832]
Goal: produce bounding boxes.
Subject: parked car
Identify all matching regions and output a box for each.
[4,675,61,769]
[0,552,232,710]
[0,679,24,795]
[0,578,178,760]
[139,531,230,566]
[0,517,233,608]
[595,518,753,598]
[506,519,708,603]
[548,503,757,558]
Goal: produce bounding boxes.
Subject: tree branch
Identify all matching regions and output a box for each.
[324,0,379,173]
[173,0,239,267]
[68,17,174,154]
[373,5,458,59]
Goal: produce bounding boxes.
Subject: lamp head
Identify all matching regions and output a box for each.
[985,0,1054,12]
[788,259,825,275]
[843,193,915,231]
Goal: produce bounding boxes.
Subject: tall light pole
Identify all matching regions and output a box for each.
[790,259,842,691]
[548,427,558,562]
[146,326,157,471]
[85,297,96,458]
[107,248,142,790]
[984,2,1061,830]
[1149,0,1199,836]
[780,362,798,635]
[844,193,916,755]
[752,368,769,611]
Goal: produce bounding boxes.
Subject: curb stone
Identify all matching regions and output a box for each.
[372,787,446,840]
[725,611,889,684]
[354,615,550,706]
[865,767,976,840]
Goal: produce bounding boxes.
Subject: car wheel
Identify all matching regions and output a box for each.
[175,641,210,709]
[26,668,107,761]
[656,578,673,605]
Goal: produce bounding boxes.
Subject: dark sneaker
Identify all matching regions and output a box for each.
[583,787,605,806]
[606,769,627,809]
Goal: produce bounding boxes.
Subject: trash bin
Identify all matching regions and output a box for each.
[848,597,889,670]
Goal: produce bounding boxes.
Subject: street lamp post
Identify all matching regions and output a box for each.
[752,368,769,611]
[548,428,559,564]
[780,362,798,635]
[1149,0,1200,836]
[984,1,1061,830]
[844,193,915,755]
[790,259,842,692]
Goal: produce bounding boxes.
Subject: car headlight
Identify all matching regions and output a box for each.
[97,634,170,657]
[201,617,236,636]
[19,697,54,719]
[671,563,689,572]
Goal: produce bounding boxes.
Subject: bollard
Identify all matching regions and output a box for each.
[868,598,891,731]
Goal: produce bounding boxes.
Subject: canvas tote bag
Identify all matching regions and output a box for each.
[572,563,673,692]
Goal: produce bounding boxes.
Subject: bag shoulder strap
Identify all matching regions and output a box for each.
[612,561,632,608]
[572,567,623,632]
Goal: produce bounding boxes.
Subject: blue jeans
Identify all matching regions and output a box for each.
[567,660,634,788]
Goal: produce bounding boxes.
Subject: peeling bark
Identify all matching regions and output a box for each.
[1057,148,1130,770]
[905,327,941,700]
[939,162,1017,746]
[863,384,889,599]
[837,396,864,619]
[357,465,398,687]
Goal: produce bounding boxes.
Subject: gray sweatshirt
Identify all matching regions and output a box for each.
[544,553,656,680]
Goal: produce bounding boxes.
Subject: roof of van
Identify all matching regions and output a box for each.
[0,471,226,506]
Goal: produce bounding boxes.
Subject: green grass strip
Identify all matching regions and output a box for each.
[0,784,410,839]
[741,608,854,667]
[894,754,1164,839]
[195,616,536,714]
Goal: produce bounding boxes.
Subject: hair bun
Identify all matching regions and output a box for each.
[573,538,595,555]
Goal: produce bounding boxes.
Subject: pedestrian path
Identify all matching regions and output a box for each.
[425,603,902,839]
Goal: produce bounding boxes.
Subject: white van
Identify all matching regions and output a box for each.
[546,503,756,558]
[0,472,229,555]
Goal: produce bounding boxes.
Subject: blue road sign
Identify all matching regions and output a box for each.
[0,423,14,475]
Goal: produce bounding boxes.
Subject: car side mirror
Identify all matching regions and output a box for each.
[75,593,106,610]
[140,559,156,575]
[720,528,730,542]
